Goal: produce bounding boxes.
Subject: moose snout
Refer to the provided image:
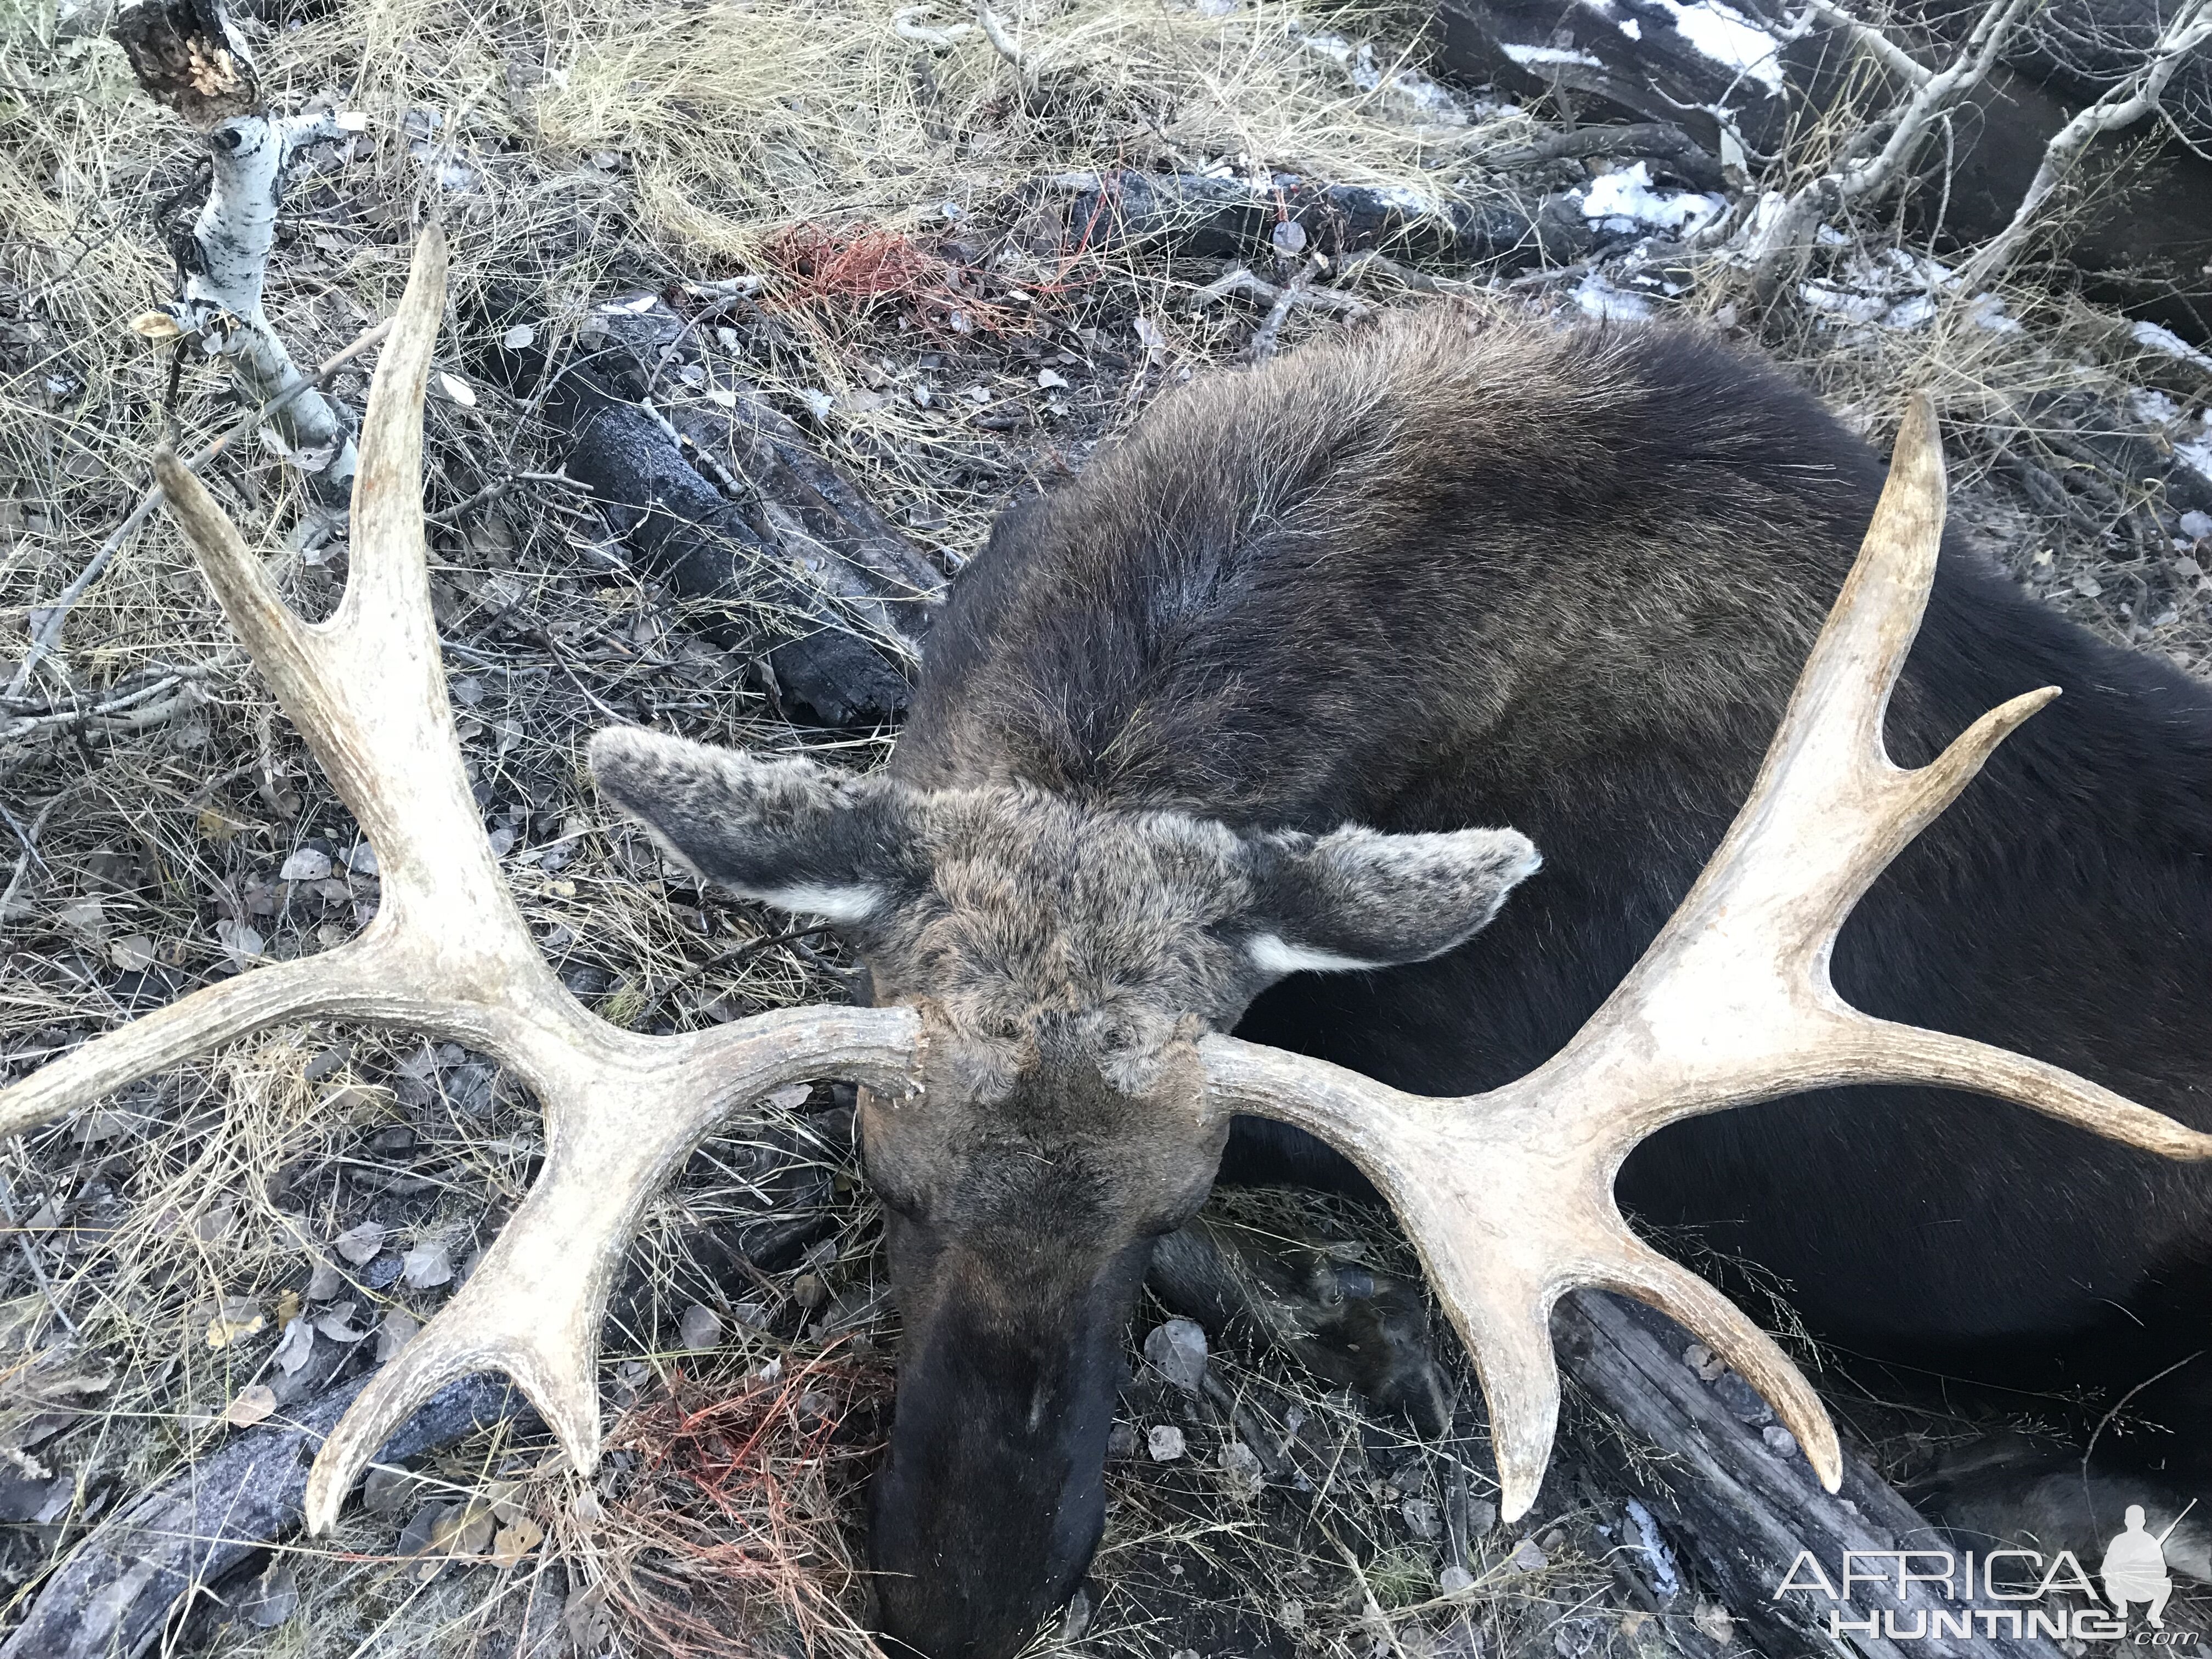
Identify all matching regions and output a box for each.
[869,1230,1153,1658]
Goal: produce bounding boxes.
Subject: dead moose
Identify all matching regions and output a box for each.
[7,227,2212,1658]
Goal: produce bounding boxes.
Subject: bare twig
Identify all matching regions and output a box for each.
[5,316,394,701]
[1960,0,2212,287]
[1192,264,1371,363]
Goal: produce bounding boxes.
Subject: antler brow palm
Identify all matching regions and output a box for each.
[0,229,926,1534]
[3,229,2207,1533]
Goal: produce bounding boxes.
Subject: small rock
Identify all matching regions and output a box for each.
[1681,1342,1727,1382]
[1466,1497,1499,1534]
[1147,1424,1187,1462]
[1401,1496,1441,1539]
[1271,218,1308,255]
[1508,1537,1548,1573]
[1142,1318,1208,1393]
[1762,1424,1799,1458]
[1106,1421,1139,1460]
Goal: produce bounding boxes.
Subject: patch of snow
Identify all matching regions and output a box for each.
[1502,42,1604,67]
[2179,419,2212,485]
[1579,161,1726,234]
[1799,279,1887,325]
[2130,388,2183,426]
[1885,294,1937,330]
[2130,319,2212,373]
[1291,26,1467,121]
[1617,14,1643,36]
[1645,0,1786,95]
[1574,271,1654,321]
[1969,293,2024,334]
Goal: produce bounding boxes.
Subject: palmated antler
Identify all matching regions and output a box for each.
[0,229,922,1533]
[1201,396,2212,1522]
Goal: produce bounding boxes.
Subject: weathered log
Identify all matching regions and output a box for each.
[1052,170,1595,268]
[1555,1291,2072,1659]
[0,1372,527,1659]
[536,360,916,729]
[491,302,941,730]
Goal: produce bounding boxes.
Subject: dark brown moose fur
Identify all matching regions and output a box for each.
[591,309,2212,1659]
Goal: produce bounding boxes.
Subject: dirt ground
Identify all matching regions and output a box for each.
[4,0,2212,1652]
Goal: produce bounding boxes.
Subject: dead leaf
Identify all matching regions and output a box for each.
[377,1311,419,1361]
[278,848,332,882]
[676,1304,721,1352]
[272,1317,315,1375]
[109,935,156,973]
[401,1239,452,1289]
[492,1515,544,1568]
[216,919,265,963]
[224,1383,278,1428]
[205,1298,264,1350]
[334,1222,385,1265]
[314,1301,365,1342]
[273,1288,301,1325]
[305,1258,344,1300]
[438,371,478,408]
[132,310,183,340]
[193,1206,236,1245]
[501,324,535,349]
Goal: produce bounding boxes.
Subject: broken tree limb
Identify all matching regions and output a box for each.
[535,357,918,729]
[1555,1291,2069,1659]
[0,1371,528,1659]
[112,0,363,509]
[1051,170,1593,269]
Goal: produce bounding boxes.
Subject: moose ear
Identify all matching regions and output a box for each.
[1245,825,1541,976]
[586,727,918,926]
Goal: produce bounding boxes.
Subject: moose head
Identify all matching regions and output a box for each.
[584,744,1539,1647]
[3,230,2207,1659]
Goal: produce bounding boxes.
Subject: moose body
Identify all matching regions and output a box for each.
[592,313,2212,1656]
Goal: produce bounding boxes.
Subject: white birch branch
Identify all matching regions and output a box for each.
[1959,0,2212,287]
[1745,0,2036,281]
[112,0,364,508]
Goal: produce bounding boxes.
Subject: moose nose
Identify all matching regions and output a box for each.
[868,1232,1150,1657]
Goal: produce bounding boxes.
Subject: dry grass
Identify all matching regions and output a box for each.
[3,0,2211,1651]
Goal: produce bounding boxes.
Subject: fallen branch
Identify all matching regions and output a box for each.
[111,0,364,509]
[0,1372,529,1659]
[1960,0,2212,286]
[1054,169,1590,269]
[1490,121,1726,191]
[1556,1292,2069,1659]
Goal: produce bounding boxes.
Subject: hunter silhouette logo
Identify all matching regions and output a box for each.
[2102,1505,2179,1628]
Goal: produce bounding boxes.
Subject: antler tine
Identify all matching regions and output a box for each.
[1206,396,2212,1521]
[303,1002,923,1533]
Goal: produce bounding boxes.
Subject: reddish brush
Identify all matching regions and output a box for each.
[600,1347,896,1656]
[761,222,1024,336]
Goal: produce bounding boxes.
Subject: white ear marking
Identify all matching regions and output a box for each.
[754,883,886,926]
[1247,933,1385,977]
